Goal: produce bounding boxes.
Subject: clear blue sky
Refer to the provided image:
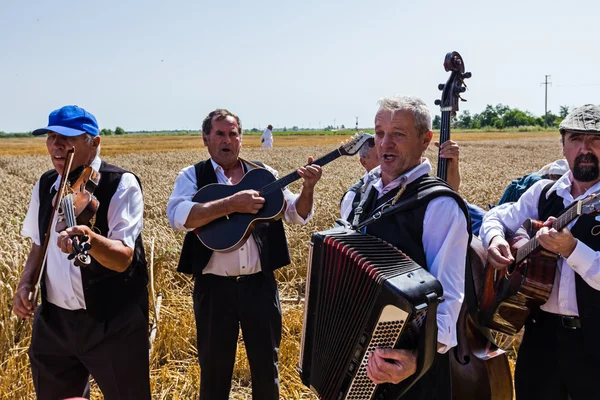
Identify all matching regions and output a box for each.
[1,0,598,133]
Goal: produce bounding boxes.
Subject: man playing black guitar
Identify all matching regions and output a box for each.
[166,108,321,400]
[481,104,600,400]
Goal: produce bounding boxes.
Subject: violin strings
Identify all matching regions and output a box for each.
[61,194,76,228]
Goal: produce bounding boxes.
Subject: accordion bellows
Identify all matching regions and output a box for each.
[299,226,444,400]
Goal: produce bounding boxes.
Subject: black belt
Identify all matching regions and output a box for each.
[539,310,581,330]
[214,272,261,283]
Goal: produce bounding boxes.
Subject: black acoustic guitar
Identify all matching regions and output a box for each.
[193,133,371,251]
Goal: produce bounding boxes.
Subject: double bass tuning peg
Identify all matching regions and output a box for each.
[438,84,445,91]
[434,99,441,106]
[463,72,472,79]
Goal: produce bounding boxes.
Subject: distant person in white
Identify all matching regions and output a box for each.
[261,124,273,149]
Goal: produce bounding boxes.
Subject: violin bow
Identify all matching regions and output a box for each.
[28,147,76,306]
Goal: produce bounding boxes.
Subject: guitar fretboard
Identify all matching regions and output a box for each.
[260,149,342,195]
[514,203,580,264]
[437,110,452,182]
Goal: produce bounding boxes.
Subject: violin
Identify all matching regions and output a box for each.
[55,149,101,267]
[433,51,514,399]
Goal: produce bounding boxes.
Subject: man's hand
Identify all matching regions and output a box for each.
[366,348,417,385]
[57,225,94,255]
[228,190,265,214]
[434,140,459,161]
[12,283,36,318]
[298,156,322,189]
[535,216,578,258]
[487,235,515,269]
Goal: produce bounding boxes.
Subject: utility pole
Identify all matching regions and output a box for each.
[355,116,359,130]
[541,74,552,125]
[333,118,336,129]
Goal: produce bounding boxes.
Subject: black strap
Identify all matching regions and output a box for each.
[355,184,459,230]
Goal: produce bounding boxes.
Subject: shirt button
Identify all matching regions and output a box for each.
[242,266,246,269]
[71,296,75,300]
[241,247,244,251]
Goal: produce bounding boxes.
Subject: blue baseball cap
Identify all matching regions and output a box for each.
[32,105,99,137]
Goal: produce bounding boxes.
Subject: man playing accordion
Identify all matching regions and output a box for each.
[341,96,470,400]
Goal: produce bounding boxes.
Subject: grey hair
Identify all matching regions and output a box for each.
[358,133,375,158]
[85,133,101,157]
[377,96,432,135]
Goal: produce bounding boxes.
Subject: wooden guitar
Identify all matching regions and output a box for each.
[193,133,372,252]
[479,191,600,336]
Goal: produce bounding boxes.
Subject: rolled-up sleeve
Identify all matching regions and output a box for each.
[480,180,550,248]
[166,166,199,232]
[423,197,469,353]
[106,173,144,249]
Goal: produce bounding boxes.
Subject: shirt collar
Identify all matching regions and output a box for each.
[210,158,247,173]
[51,156,102,192]
[371,158,432,194]
[548,171,600,201]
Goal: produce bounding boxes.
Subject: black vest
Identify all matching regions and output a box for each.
[340,177,364,208]
[538,183,600,354]
[347,174,471,269]
[38,162,148,321]
[177,159,291,277]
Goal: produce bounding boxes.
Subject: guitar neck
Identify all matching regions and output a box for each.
[515,202,580,264]
[436,110,452,182]
[261,148,343,194]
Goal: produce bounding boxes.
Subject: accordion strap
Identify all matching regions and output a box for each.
[355,183,457,230]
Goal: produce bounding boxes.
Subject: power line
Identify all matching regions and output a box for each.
[554,83,600,88]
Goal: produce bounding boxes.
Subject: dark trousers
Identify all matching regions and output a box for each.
[193,272,282,400]
[515,311,600,400]
[401,351,451,400]
[28,301,151,400]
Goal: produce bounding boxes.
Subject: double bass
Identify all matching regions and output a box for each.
[433,51,514,399]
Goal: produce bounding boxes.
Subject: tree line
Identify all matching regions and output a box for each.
[99,126,127,136]
[433,104,571,130]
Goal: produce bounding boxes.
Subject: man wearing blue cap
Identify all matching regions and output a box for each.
[12,105,151,399]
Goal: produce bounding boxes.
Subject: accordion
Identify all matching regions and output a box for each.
[299,225,443,400]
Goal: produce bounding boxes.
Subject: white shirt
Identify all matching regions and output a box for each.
[166,158,313,277]
[261,128,273,144]
[480,173,600,316]
[21,156,144,310]
[340,159,469,353]
[340,170,377,221]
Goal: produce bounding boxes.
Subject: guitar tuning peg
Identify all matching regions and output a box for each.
[434,99,441,106]
[438,84,445,90]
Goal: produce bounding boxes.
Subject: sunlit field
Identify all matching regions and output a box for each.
[0,132,563,399]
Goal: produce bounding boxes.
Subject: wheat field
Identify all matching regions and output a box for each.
[0,133,563,399]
